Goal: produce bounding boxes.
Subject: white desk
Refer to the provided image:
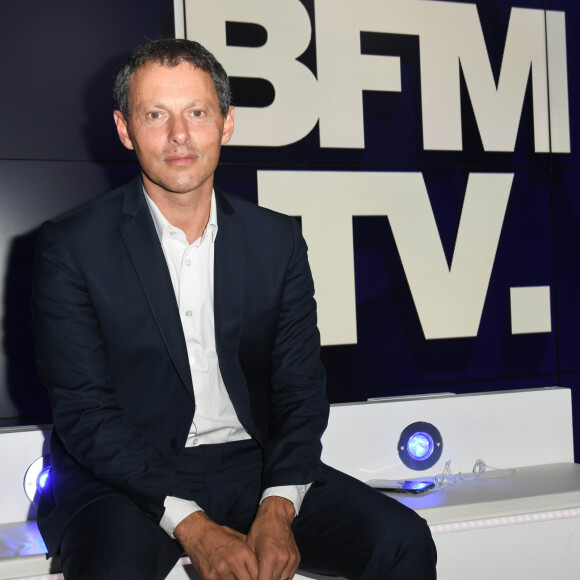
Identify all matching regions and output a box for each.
[1,389,577,579]
[398,463,580,579]
[3,463,579,580]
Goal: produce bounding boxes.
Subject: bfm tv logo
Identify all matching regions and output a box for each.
[176,0,570,346]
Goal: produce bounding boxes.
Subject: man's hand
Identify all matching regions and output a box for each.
[174,511,259,580]
[246,496,300,580]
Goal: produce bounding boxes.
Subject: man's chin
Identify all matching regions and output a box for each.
[143,173,212,197]
[169,179,208,195]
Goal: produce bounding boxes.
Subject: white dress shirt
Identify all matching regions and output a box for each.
[143,190,309,536]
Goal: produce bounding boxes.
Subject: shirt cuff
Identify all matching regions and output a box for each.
[260,483,313,516]
[160,495,204,538]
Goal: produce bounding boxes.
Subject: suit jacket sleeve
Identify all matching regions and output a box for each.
[260,218,330,489]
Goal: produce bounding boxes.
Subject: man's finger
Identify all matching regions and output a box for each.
[244,553,260,579]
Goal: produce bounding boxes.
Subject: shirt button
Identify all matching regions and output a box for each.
[185,310,192,317]
[185,259,191,266]
[192,438,199,446]
[169,231,177,237]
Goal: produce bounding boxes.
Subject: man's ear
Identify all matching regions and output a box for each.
[113,110,135,151]
[221,106,235,145]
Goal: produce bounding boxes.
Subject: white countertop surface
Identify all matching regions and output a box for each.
[387,462,580,525]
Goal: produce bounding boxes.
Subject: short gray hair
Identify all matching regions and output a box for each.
[114,38,232,118]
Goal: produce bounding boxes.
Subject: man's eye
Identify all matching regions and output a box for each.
[147,112,162,120]
[190,110,204,118]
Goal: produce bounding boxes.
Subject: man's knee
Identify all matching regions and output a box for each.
[392,509,434,551]
[366,505,437,579]
[297,472,436,578]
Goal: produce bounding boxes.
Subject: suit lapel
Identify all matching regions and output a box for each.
[118,178,194,401]
[214,190,254,432]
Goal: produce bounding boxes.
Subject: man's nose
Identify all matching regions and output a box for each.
[167,116,189,145]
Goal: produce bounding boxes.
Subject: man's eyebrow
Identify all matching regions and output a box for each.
[140,99,214,110]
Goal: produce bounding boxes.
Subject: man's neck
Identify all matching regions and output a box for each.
[145,183,212,244]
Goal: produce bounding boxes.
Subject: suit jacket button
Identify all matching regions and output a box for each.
[170,438,179,450]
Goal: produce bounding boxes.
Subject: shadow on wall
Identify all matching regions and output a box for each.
[1,55,141,426]
[3,227,50,425]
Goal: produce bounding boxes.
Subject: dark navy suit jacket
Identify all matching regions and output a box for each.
[32,176,329,556]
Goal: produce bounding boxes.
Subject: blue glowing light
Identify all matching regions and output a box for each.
[37,467,51,491]
[404,481,433,491]
[407,432,434,461]
[398,422,442,471]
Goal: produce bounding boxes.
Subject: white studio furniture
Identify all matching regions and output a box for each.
[0,387,578,579]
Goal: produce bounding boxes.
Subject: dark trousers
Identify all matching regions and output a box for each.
[59,440,436,579]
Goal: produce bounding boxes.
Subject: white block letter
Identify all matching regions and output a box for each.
[184,0,319,146]
[315,0,401,148]
[258,171,512,344]
[546,11,570,153]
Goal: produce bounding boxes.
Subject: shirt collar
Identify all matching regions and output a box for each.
[143,186,218,244]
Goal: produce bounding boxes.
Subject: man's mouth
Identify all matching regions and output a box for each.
[165,153,198,165]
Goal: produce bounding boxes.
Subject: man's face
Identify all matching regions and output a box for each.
[114,61,234,199]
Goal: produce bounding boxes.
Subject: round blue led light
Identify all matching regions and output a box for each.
[407,432,434,461]
[398,422,442,471]
[37,467,51,491]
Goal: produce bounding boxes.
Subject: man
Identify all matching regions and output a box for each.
[32,38,436,579]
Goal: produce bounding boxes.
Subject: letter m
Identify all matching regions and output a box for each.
[420,5,569,153]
